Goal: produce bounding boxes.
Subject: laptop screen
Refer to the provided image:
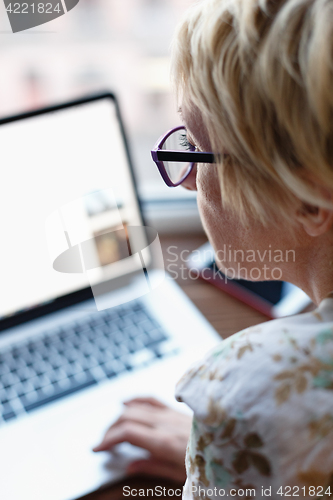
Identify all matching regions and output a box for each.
[0,95,144,321]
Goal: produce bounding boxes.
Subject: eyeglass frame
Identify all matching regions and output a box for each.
[151,125,216,187]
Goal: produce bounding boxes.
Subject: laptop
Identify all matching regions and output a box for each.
[0,93,220,500]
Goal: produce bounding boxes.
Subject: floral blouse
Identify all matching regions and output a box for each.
[175,294,333,499]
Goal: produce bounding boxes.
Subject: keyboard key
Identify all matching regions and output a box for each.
[101,310,119,321]
[1,355,17,372]
[66,361,84,375]
[101,360,126,378]
[48,354,66,369]
[123,325,142,339]
[57,378,72,391]
[68,335,83,349]
[2,373,20,388]
[133,312,147,323]
[75,326,91,338]
[16,366,36,382]
[106,331,123,344]
[0,390,9,405]
[94,337,110,350]
[118,317,133,329]
[139,320,159,334]
[20,381,35,395]
[85,329,99,342]
[127,349,154,368]
[145,332,167,348]
[152,340,180,358]
[110,345,128,358]
[63,349,80,363]
[126,338,145,353]
[52,368,68,382]
[44,328,61,340]
[80,342,95,356]
[23,373,97,413]
[94,350,111,365]
[148,329,167,342]
[132,302,144,312]
[0,363,10,376]
[11,358,27,371]
[60,363,75,377]
[72,371,91,384]
[102,324,119,336]
[38,384,55,398]
[89,318,106,329]
[58,328,76,341]
[33,360,49,375]
[28,376,43,391]
[2,403,16,421]
[79,356,99,370]
[20,390,39,407]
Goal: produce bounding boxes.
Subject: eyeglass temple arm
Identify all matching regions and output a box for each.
[153,150,217,164]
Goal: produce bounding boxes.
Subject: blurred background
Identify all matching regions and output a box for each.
[0,0,200,231]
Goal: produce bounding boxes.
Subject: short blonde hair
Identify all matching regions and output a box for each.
[171,0,333,226]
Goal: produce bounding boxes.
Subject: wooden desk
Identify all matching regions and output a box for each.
[80,233,269,500]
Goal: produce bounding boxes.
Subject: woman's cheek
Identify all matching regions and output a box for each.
[196,188,209,233]
[196,184,220,243]
[197,178,255,279]
[197,183,228,258]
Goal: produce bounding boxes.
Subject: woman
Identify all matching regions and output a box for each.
[94,0,333,496]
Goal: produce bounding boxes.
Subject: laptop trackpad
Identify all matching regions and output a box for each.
[0,383,151,500]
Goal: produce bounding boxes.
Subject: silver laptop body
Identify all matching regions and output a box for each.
[0,94,220,500]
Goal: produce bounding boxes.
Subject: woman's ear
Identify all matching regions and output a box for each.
[296,203,333,237]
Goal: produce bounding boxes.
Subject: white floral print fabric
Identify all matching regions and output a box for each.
[175,295,333,499]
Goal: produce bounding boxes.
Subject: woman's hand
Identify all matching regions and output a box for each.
[93,397,192,482]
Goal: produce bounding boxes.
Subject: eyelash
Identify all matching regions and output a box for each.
[179,133,195,150]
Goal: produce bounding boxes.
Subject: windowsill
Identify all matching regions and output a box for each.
[138,182,202,234]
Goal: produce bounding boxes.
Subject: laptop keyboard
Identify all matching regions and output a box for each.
[0,301,173,424]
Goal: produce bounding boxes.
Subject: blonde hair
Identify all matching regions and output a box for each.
[171,0,333,226]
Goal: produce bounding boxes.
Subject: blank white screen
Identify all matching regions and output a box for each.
[0,98,142,318]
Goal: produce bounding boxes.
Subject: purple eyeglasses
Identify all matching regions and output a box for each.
[151,125,216,187]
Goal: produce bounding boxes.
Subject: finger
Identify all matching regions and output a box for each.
[98,406,162,440]
[94,402,165,443]
[123,397,167,409]
[112,412,154,429]
[93,422,169,457]
[127,459,186,483]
